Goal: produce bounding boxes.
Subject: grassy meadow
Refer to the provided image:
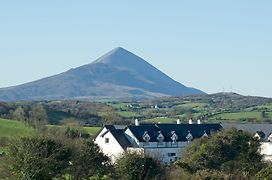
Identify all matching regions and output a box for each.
[0,118,36,137]
[0,118,101,138]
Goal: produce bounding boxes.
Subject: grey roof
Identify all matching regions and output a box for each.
[127,123,223,142]
[103,125,132,150]
[100,123,222,149]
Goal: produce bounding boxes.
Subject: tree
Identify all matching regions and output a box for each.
[68,139,112,180]
[5,136,71,180]
[175,128,264,178]
[255,165,272,179]
[261,111,266,119]
[12,106,26,122]
[115,151,163,180]
[30,104,48,128]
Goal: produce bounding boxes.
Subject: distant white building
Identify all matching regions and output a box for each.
[259,133,272,162]
[94,120,222,164]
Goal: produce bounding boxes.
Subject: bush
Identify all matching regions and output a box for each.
[115,151,164,180]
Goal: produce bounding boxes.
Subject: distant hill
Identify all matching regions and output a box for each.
[0,47,205,101]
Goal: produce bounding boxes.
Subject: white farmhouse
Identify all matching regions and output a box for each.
[94,120,222,164]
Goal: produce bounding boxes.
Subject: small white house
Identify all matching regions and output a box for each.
[94,120,222,164]
[259,133,272,162]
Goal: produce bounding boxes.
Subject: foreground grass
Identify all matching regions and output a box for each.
[0,118,36,137]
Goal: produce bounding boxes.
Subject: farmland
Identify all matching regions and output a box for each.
[0,118,36,137]
[0,118,100,138]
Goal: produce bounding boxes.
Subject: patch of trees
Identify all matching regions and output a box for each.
[115,152,164,180]
[0,128,113,179]
[0,101,131,127]
[173,129,267,179]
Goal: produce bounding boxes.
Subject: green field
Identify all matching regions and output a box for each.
[143,117,177,123]
[177,102,207,109]
[83,127,101,135]
[108,102,129,109]
[117,111,139,118]
[0,118,101,138]
[0,118,35,137]
[210,111,272,120]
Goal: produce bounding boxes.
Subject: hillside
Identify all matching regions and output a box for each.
[0,47,204,101]
[1,93,272,126]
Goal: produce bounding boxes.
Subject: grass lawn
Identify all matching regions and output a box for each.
[143,117,177,124]
[210,111,269,120]
[0,118,35,137]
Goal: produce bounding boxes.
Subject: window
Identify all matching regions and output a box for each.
[171,131,178,143]
[186,131,193,142]
[142,131,150,143]
[157,131,164,144]
[105,138,109,144]
[168,153,176,157]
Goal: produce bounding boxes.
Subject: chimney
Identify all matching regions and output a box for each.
[135,119,139,126]
[177,119,181,124]
[197,119,202,124]
[189,119,193,124]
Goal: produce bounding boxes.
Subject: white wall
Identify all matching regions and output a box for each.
[94,128,124,163]
[127,147,187,164]
[139,141,189,148]
[260,142,272,162]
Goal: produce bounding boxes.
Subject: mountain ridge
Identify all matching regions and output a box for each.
[0,47,205,101]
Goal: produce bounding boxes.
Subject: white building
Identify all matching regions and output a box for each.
[94,120,222,164]
[259,133,272,162]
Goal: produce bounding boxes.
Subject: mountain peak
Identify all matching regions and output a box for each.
[92,47,145,68]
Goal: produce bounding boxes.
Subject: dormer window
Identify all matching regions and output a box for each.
[157,131,164,143]
[186,131,193,142]
[142,131,151,143]
[202,131,208,138]
[171,131,178,143]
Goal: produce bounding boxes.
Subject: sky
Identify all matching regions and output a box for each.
[0,1,271,97]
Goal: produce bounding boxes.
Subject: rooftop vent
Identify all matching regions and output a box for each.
[177,119,181,124]
[135,119,139,126]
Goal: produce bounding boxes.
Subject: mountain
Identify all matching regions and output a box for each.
[0,47,205,101]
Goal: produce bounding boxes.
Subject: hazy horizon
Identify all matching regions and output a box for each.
[1,1,271,97]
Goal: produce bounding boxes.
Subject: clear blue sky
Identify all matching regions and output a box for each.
[0,1,271,97]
